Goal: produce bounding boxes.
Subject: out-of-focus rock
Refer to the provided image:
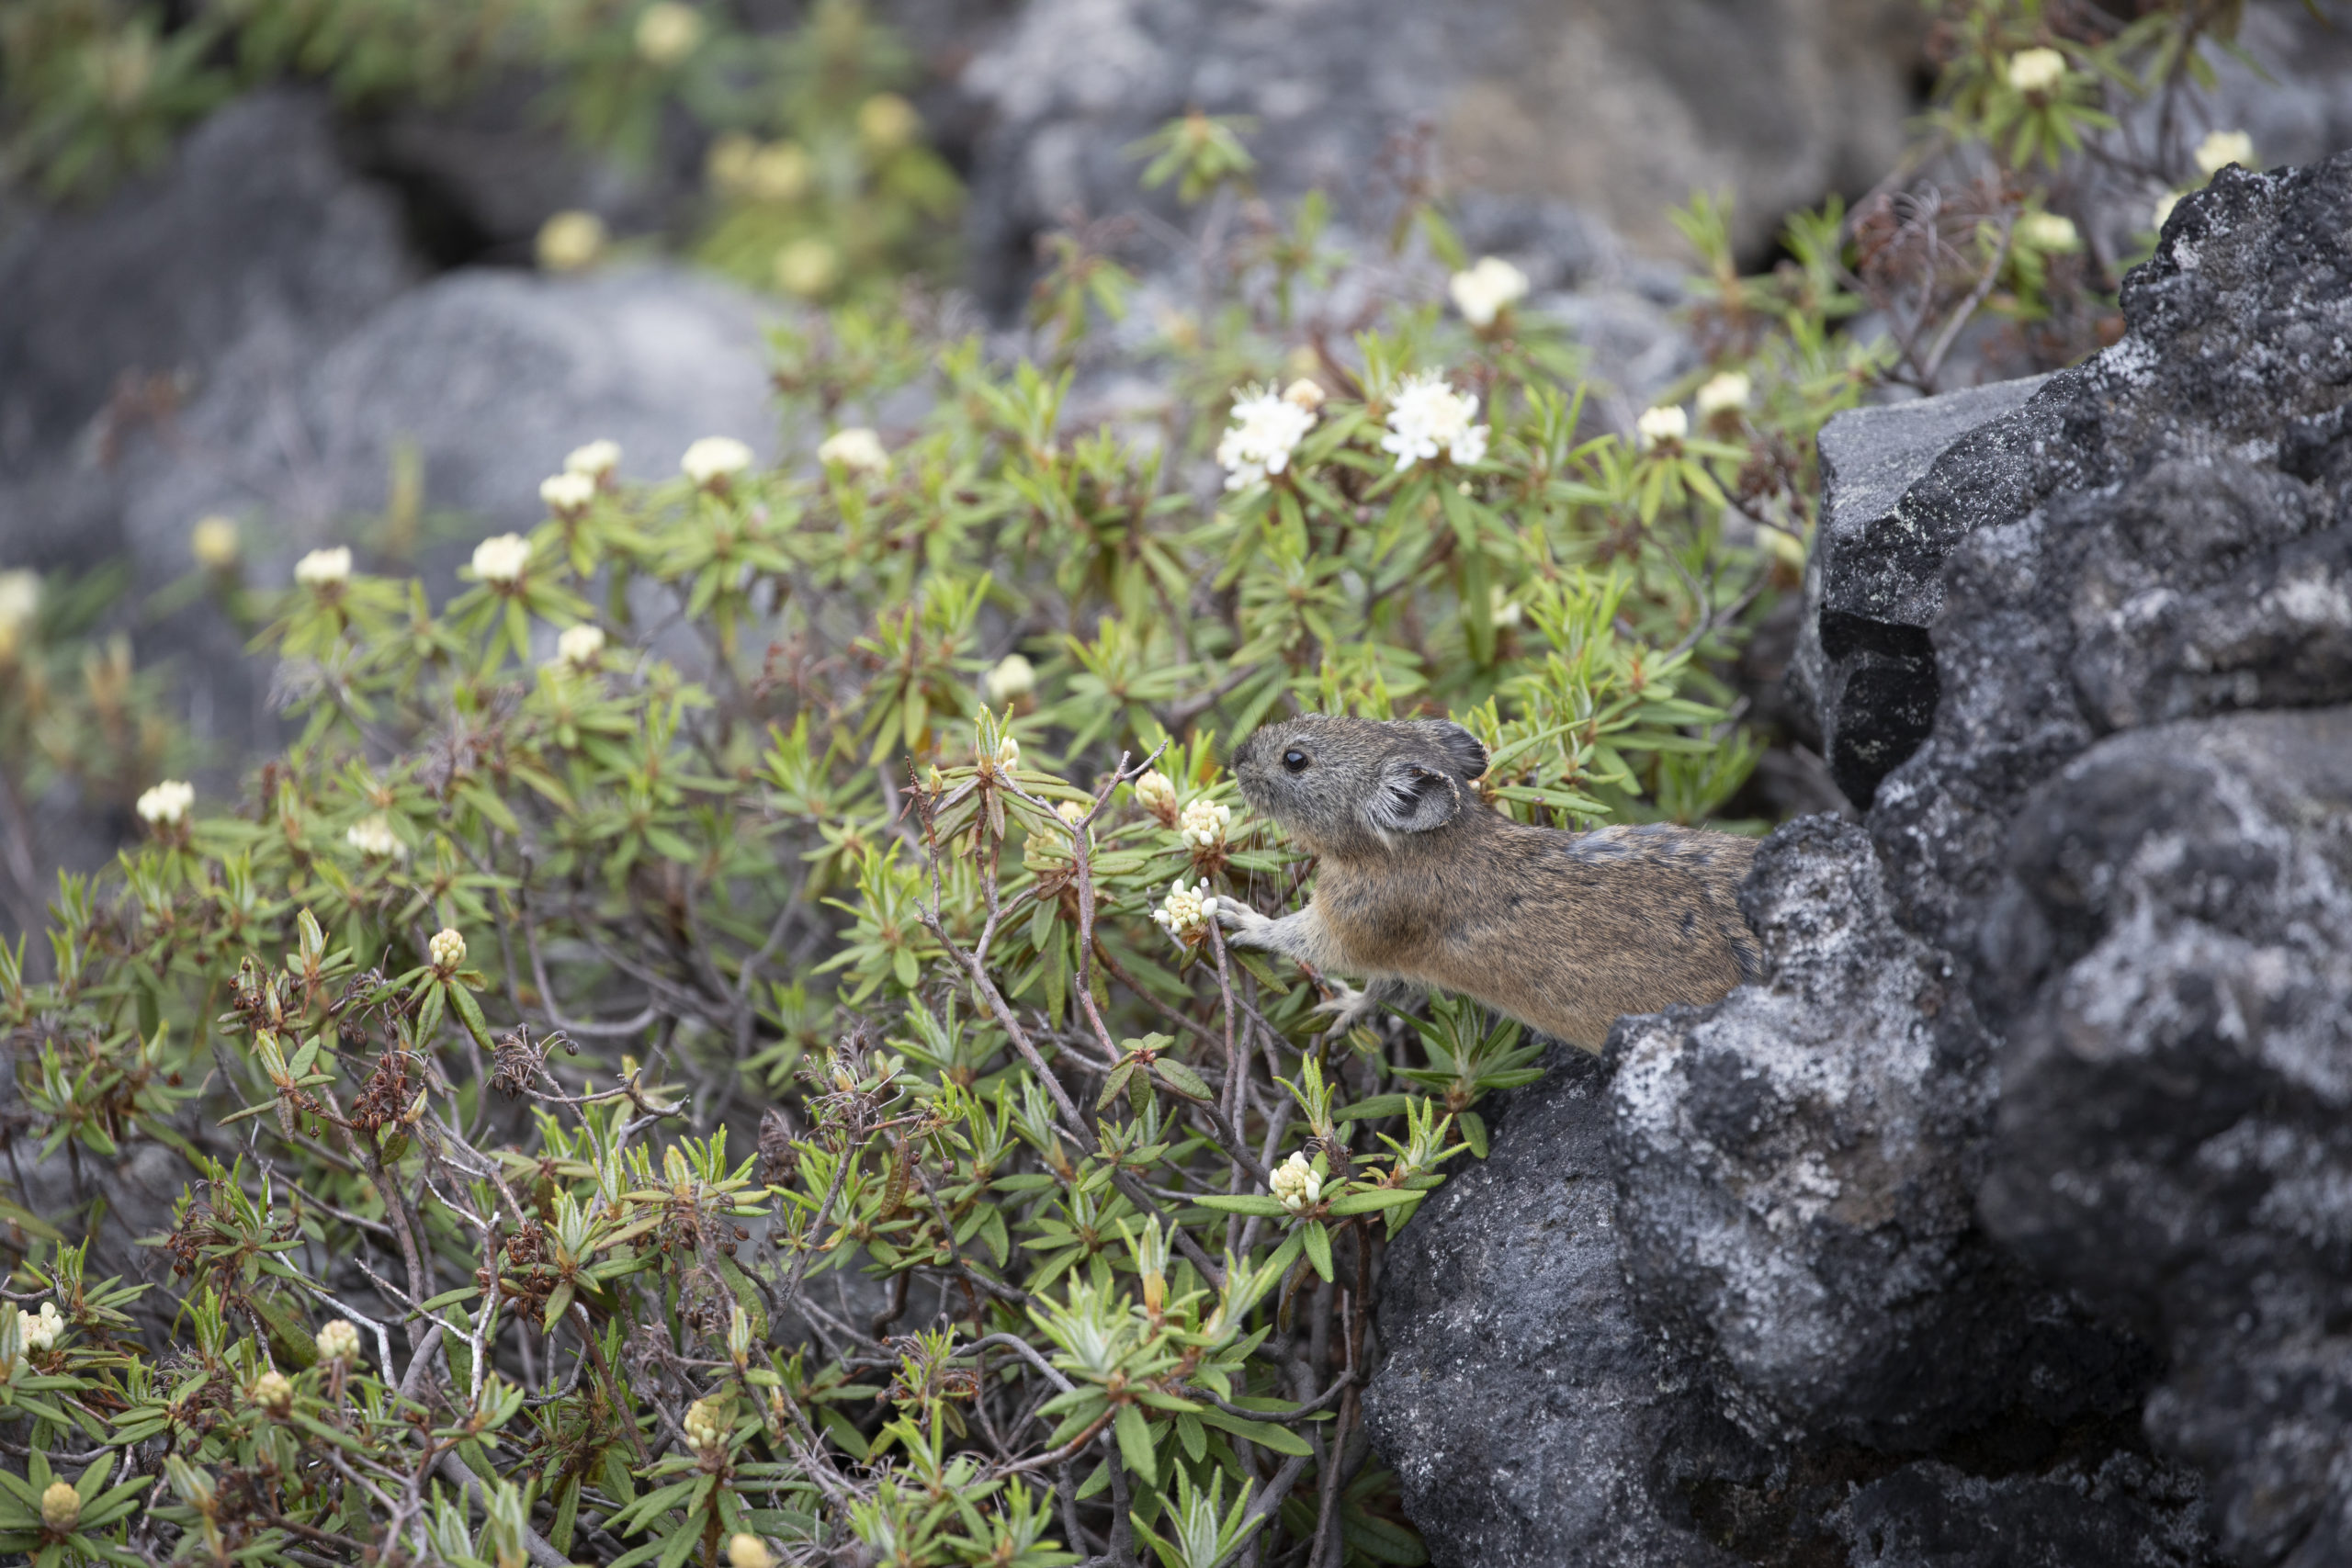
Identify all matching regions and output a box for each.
[1823,1456,2217,1568]
[956,0,1925,307]
[0,90,417,567]
[1610,817,2148,1453]
[1363,1047,1760,1567]
[1981,708,2352,1568]
[117,265,783,574]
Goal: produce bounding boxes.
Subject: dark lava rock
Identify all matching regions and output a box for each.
[1363,1046,1758,1567]
[1981,708,2352,1568]
[1823,1455,2214,1568]
[1610,818,2147,1454]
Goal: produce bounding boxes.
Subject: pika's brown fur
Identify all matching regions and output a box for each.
[1221,715,1761,1050]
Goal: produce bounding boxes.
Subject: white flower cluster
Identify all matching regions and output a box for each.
[684,1395,729,1453]
[137,779,194,827]
[1448,255,1529,328]
[683,436,753,488]
[557,624,606,669]
[540,472,595,514]
[294,547,351,588]
[984,653,1035,705]
[818,427,889,474]
[472,533,529,585]
[1216,383,1318,491]
[567,439,621,479]
[429,927,467,970]
[345,815,402,860]
[1178,797,1230,852]
[2007,48,2066,94]
[1133,769,1179,821]
[1152,878,1218,942]
[21,1301,62,1352]
[1380,373,1487,470]
[1636,404,1690,451]
[1269,1151,1322,1213]
[1696,371,1750,419]
[994,735,1021,769]
[315,1319,363,1366]
[2195,129,2255,177]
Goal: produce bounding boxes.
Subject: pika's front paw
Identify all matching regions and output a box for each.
[1215,901,1273,942]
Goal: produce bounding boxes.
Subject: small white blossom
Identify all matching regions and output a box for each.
[315,1319,363,1366]
[21,1302,62,1352]
[1448,255,1529,328]
[996,735,1021,769]
[557,624,606,669]
[1178,797,1231,852]
[1379,373,1488,471]
[250,1370,294,1415]
[2195,129,2255,177]
[2152,190,2185,231]
[1133,769,1179,820]
[565,439,622,479]
[294,547,352,588]
[1489,585,1523,628]
[190,515,240,569]
[345,815,403,861]
[1216,384,1317,491]
[429,928,467,970]
[984,653,1035,705]
[1695,371,1751,418]
[2006,48,2067,94]
[2018,212,2080,253]
[136,780,194,827]
[682,436,753,488]
[1268,1151,1322,1213]
[540,472,595,514]
[817,427,889,474]
[1151,878,1218,942]
[1282,378,1326,411]
[1636,404,1690,451]
[634,1,703,65]
[471,533,530,585]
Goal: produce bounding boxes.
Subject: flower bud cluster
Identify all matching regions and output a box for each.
[684,1395,729,1453]
[1133,769,1179,825]
[1269,1151,1322,1213]
[316,1319,362,1366]
[429,928,467,971]
[1178,797,1230,852]
[22,1301,62,1352]
[1151,879,1217,943]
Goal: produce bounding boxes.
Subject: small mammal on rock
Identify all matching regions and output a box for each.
[1219,715,1762,1051]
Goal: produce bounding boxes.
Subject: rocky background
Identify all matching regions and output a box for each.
[4,3,2352,1564]
[1370,152,2352,1567]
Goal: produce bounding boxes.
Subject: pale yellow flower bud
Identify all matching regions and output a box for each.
[315,1319,362,1366]
[251,1370,294,1415]
[729,1533,774,1568]
[634,2,704,66]
[984,653,1035,705]
[429,928,467,971]
[190,515,240,569]
[40,1479,79,1533]
[536,210,606,273]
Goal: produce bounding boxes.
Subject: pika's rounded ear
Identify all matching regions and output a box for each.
[1406,719,1489,783]
[1364,760,1463,835]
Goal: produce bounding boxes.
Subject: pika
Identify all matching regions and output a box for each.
[1218,715,1762,1050]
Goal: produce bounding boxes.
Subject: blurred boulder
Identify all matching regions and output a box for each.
[955,0,1926,306]
[0,89,417,568]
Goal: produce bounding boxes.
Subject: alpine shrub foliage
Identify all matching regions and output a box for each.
[0,0,2289,1563]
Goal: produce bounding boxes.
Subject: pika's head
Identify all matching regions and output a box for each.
[1230,715,1490,857]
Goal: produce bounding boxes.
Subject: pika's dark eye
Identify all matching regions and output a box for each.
[1282,749,1309,773]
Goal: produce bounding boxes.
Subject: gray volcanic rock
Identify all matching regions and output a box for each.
[1980,709,2352,1568]
[956,0,1924,305]
[1609,817,2146,1453]
[1363,1046,1757,1568]
[1824,1456,2215,1568]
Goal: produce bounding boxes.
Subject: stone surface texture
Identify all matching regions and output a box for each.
[1367,152,2352,1567]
